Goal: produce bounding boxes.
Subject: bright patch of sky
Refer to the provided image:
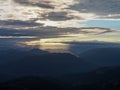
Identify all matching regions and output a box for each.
[80,20,120,30]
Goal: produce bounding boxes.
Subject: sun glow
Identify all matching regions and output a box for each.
[24,39,70,53]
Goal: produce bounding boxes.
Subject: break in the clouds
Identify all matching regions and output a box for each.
[0,0,120,53]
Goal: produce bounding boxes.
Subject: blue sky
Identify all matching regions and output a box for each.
[80,20,120,30]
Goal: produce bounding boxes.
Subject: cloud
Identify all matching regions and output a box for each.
[45,12,73,21]
[0,0,120,54]
[13,0,78,9]
[0,1,95,24]
[0,20,115,40]
[71,0,120,19]
[1,0,120,25]
[13,0,54,9]
[0,0,86,28]
[0,20,42,27]
[12,0,83,22]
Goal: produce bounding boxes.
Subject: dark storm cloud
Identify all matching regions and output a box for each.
[0,20,42,27]
[0,25,78,38]
[13,0,54,9]
[0,20,114,39]
[71,0,120,18]
[34,12,74,21]
[46,12,73,21]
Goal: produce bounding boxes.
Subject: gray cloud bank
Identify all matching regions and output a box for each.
[13,0,55,9]
[0,20,114,38]
[71,0,120,19]
[13,0,120,19]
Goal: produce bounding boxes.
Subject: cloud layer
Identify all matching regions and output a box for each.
[0,0,120,52]
[1,0,120,29]
[1,0,120,21]
[72,0,120,19]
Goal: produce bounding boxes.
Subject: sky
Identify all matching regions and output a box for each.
[0,0,120,54]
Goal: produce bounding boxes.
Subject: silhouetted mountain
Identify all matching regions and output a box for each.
[74,80,120,90]
[0,76,61,90]
[0,49,97,82]
[0,49,49,64]
[1,48,120,89]
[73,67,120,90]
[1,67,120,90]
[56,66,120,89]
[80,48,120,66]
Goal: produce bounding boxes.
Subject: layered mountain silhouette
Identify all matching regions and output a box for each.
[58,66,120,85]
[0,49,97,82]
[0,48,120,89]
[0,76,61,90]
[0,67,120,90]
[80,48,120,66]
[71,67,120,90]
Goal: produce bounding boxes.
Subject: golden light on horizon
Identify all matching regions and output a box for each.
[23,30,120,51]
[24,39,70,53]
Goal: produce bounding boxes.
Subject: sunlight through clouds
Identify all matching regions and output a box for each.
[0,0,97,28]
[0,0,120,53]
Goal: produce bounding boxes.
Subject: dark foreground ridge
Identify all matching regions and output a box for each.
[0,67,120,90]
